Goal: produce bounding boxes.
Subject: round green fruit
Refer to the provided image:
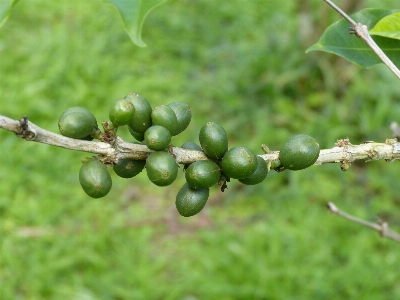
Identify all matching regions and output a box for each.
[279,134,320,170]
[58,106,97,139]
[79,159,112,198]
[109,99,135,127]
[144,125,171,151]
[199,122,228,160]
[151,105,178,136]
[146,152,178,186]
[167,102,192,135]
[125,93,152,133]
[175,183,209,217]
[185,160,221,189]
[181,142,203,151]
[238,156,268,185]
[128,126,145,142]
[81,135,95,141]
[221,146,258,179]
[113,158,146,178]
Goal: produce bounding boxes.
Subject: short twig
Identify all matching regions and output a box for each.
[324,0,400,79]
[327,202,400,242]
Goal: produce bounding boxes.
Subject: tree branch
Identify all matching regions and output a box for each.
[1,115,399,168]
[324,0,400,80]
[327,202,400,242]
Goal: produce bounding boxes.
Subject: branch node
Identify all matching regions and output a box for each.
[335,137,350,147]
[385,138,398,146]
[16,116,37,140]
[218,174,229,192]
[380,222,389,237]
[100,121,116,144]
[349,23,368,38]
[19,116,29,130]
[261,144,270,154]
[340,160,351,171]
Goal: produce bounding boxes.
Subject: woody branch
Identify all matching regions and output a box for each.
[1,115,399,168]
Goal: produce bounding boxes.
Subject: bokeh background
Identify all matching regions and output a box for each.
[1,0,400,299]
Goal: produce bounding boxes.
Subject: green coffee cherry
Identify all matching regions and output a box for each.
[144,125,171,151]
[109,99,135,127]
[151,105,178,136]
[181,142,203,151]
[128,126,145,142]
[81,135,95,141]
[113,158,146,178]
[221,146,258,179]
[146,151,178,186]
[199,122,228,160]
[58,106,97,139]
[238,156,268,185]
[175,183,209,217]
[125,93,152,133]
[279,134,320,170]
[167,102,192,135]
[185,160,221,189]
[79,159,112,198]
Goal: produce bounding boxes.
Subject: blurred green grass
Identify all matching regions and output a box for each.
[1,0,400,299]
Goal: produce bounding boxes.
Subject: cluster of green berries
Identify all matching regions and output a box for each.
[58,93,320,217]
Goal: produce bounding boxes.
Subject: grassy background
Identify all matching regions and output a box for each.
[1,0,400,299]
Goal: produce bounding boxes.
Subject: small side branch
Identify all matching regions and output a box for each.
[324,0,400,80]
[327,202,400,242]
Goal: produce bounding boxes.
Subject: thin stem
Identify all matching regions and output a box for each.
[327,202,400,242]
[323,0,356,26]
[324,0,400,80]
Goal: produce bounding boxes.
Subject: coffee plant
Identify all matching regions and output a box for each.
[1,0,400,237]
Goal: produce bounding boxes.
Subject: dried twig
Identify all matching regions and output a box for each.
[324,0,400,79]
[327,202,400,242]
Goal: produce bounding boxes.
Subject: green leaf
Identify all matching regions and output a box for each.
[0,0,19,27]
[306,8,400,68]
[370,12,400,41]
[103,0,167,47]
